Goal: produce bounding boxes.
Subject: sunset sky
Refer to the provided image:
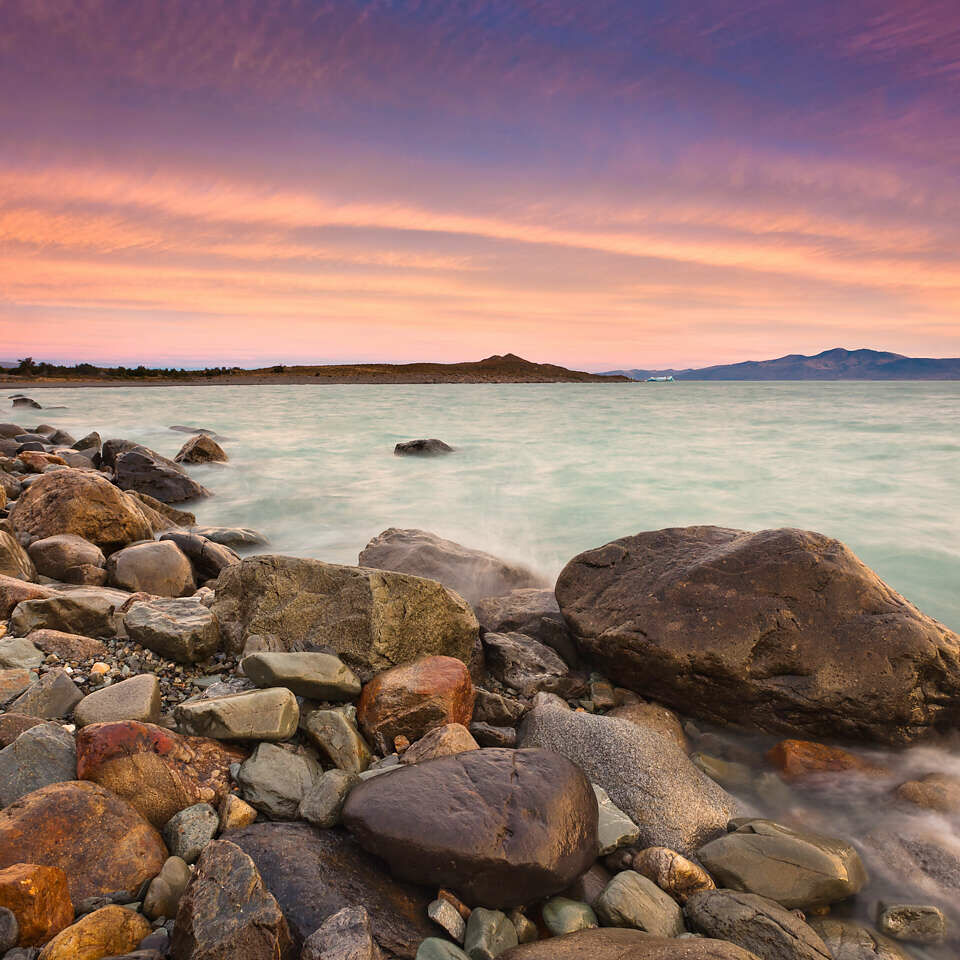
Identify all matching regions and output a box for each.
[2,0,959,369]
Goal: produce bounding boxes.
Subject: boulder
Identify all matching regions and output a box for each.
[0,723,77,807]
[630,847,715,905]
[402,723,478,764]
[518,702,738,854]
[697,819,868,909]
[302,906,381,960]
[107,540,195,597]
[595,871,684,937]
[211,556,478,681]
[170,840,293,959]
[128,491,196,528]
[359,529,544,605]
[358,656,475,751]
[876,903,946,944]
[159,530,239,582]
[174,688,299,741]
[0,780,168,902]
[394,439,453,456]
[0,531,35,582]
[808,918,914,960]
[27,534,106,586]
[192,525,266,548]
[37,904,152,960]
[174,435,228,464]
[470,722,517,748]
[229,822,434,956]
[114,448,211,504]
[473,688,526,726]
[241,651,361,701]
[0,863,73,947]
[0,575,53,618]
[74,674,161,727]
[75,720,243,828]
[475,588,577,664]
[237,743,321,819]
[499,930,762,959]
[481,631,580,698]
[26,629,107,660]
[9,669,82,718]
[72,431,101,453]
[342,747,598,908]
[124,597,220,663]
[10,588,120,638]
[8,471,153,552]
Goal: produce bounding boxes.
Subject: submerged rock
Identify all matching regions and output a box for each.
[174,434,228,464]
[808,918,914,960]
[394,439,453,456]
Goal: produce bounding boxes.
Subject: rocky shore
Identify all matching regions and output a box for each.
[0,412,958,960]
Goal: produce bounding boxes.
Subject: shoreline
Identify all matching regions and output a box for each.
[0,375,631,388]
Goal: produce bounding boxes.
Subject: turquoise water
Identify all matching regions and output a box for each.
[16,381,960,630]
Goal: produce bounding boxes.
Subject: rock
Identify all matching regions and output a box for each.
[808,918,914,960]
[299,769,359,828]
[72,431,101,453]
[229,822,434,956]
[509,910,537,944]
[556,526,960,744]
[191,526,266,548]
[403,723,479,764]
[685,889,831,960]
[107,541,195,597]
[76,720,243,828]
[429,898,466,943]
[394,439,453,456]
[697,819,868,909]
[595,871,684,937]
[691,755,755,792]
[475,588,577,666]
[302,906,381,960]
[541,898,597,936]
[175,688,298,741]
[127,491,196,529]
[0,532,35,582]
[37,904,151,960]
[0,714,44,748]
[518,702,737,855]
[74,674,161,727]
[500,930,760,959]
[0,780,167,902]
[767,740,888,782]
[174,435,227,464]
[241,651,361,701]
[469,723,517,748]
[876,903,946,944]
[26,535,106,586]
[607,702,688,753]
[0,863,73,947]
[218,793,258,832]
[8,471,153,552]
[594,785,640,855]
[472,689,525,726]
[142,856,190,922]
[464,908,518,960]
[359,529,543,606]
[0,668,35,707]
[0,636,43,670]
[11,398,41,409]
[417,940,470,960]
[358,656,475,751]
[302,708,373,773]
[481,632,580,698]
[114,448,211,504]
[0,906,17,953]
[343,747,598,908]
[237,743,321,819]
[630,847,715,905]
[211,556,479,681]
[159,531,239,581]
[10,589,119,639]
[9,669,82,719]
[163,803,219,863]
[895,773,960,813]
[0,577,53,619]
[124,597,219,664]
[26,630,106,661]
[0,723,77,807]
[170,840,292,959]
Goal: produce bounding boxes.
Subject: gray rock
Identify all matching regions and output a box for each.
[73,431,102,453]
[595,870,685,937]
[238,742,321,819]
[393,439,453,457]
[519,701,738,854]
[174,434,228,464]
[143,855,191,921]
[302,905,383,960]
[159,530,239,581]
[0,905,17,953]
[417,941,470,960]
[808,918,915,960]
[163,803,219,863]
[299,769,360,828]
[9,588,119,638]
[685,889,832,959]
[302,707,373,773]
[697,819,868,909]
[191,526,268,548]
[464,908,518,960]
[429,899,466,944]
[124,597,220,664]
[594,784,640,855]
[9,668,82,718]
[107,540,195,597]
[0,635,43,669]
[74,673,161,727]
[0,668,34,707]
[876,902,946,944]
[541,898,597,936]
[475,588,578,667]
[242,651,362,701]
[114,447,211,504]
[482,632,580,698]
[0,722,76,807]
[175,687,299,741]
[27,534,106,586]
[692,754,754,791]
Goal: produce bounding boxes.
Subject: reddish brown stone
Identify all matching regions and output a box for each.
[17,451,67,473]
[357,656,475,749]
[27,630,108,661]
[0,780,168,902]
[0,713,45,748]
[767,739,889,781]
[76,720,246,828]
[0,574,53,618]
[0,668,34,704]
[0,862,73,946]
[401,722,479,764]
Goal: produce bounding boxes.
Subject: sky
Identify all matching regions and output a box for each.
[1,0,959,370]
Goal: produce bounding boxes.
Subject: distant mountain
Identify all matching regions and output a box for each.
[605,348,960,381]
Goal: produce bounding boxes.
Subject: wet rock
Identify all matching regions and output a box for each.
[394,439,453,456]
[607,702,688,753]
[631,847,716,905]
[343,747,598,909]
[114,448,211,504]
[37,904,151,960]
[0,723,77,807]
[159,531,239,581]
[9,669,82,719]
[10,589,120,639]
[302,707,373,773]
[26,630,107,661]
[299,769,359,828]
[174,435,227,464]
[0,780,168,902]
[229,822,435,957]
[8,471,153,552]
[0,636,43,670]
[685,889,831,960]
[211,556,478,681]
[541,898,597,936]
[0,714,44,748]
[403,723,479,764]
[876,902,946,944]
[175,687,298,741]
[26,535,106,586]
[107,540,195,597]
[237,743,321,819]
[692,754,756,791]
[594,785,640,855]
[482,632,580,698]
[697,819,868,909]
[302,905,382,960]
[518,701,738,854]
[595,870,684,937]
[191,526,266,548]
[170,839,293,960]
[895,773,960,813]
[767,740,888,781]
[0,576,53,619]
[474,588,577,666]
[0,863,73,947]
[0,531,35,582]
[464,908,518,960]
[124,597,219,664]
[808,918,914,960]
[76,720,243,828]
[72,431,101,453]
[469,723,517,748]
[11,398,41,409]
[500,929,759,959]
[142,855,190,922]
[358,656,474,751]
[556,526,960,744]
[241,651,361,701]
[74,674,161,727]
[560,861,612,909]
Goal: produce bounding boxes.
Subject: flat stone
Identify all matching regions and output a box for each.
[464,908,518,960]
[542,898,597,937]
[74,674,161,727]
[472,689,525,726]
[0,863,73,947]
[124,597,220,664]
[876,903,946,944]
[595,870,684,937]
[299,769,360,829]
[0,636,43,670]
[394,439,453,456]
[0,723,76,807]
[10,589,119,639]
[302,707,373,773]
[107,540,195,597]
[403,723,478,764]
[242,651,361,700]
[37,904,152,960]
[175,688,299,741]
[469,723,517,748]
[143,855,191,922]
[429,898,466,943]
[191,526,267,548]
[25,630,106,661]
[630,847,715,905]
[237,743,321,819]
[500,930,760,959]
[301,905,381,960]
[594,784,640,855]
[9,669,82,719]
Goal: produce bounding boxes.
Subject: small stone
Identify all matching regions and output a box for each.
[142,856,191,922]
[0,863,73,947]
[472,689,525,726]
[631,846,716,904]
[218,794,258,832]
[877,903,946,944]
[162,803,219,864]
[416,939,471,960]
[541,898,597,936]
[0,722,77,806]
[241,651,362,701]
[403,723,479,764]
[302,905,381,960]
[36,904,151,960]
[90,662,110,677]
[9,669,82,719]
[26,631,107,661]
[299,768,359,829]
[429,898,467,943]
[237,742,321,820]
[508,909,537,944]
[463,908,518,960]
[74,674,161,727]
[395,735,411,753]
[302,707,373,773]
[175,687,299,741]
[594,784,640,855]
[595,870,685,937]
[590,681,617,710]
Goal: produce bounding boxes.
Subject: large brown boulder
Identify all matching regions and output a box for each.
[0,780,168,902]
[212,555,478,681]
[359,528,546,605]
[9,471,153,553]
[500,930,761,959]
[342,747,598,908]
[556,526,960,744]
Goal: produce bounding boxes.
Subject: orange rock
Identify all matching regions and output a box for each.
[767,739,888,781]
[38,904,151,960]
[402,722,479,764]
[357,656,475,750]
[17,452,67,473]
[0,863,73,946]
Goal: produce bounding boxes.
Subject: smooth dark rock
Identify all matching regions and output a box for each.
[393,439,453,456]
[482,631,581,698]
[115,448,211,504]
[475,588,578,666]
[160,531,239,581]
